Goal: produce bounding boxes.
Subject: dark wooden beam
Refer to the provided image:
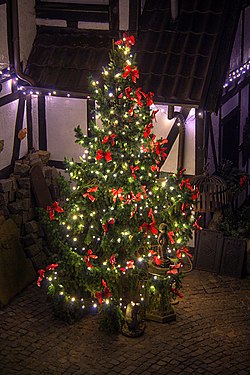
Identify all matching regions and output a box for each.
[48,160,66,170]
[0,91,20,107]
[26,95,33,151]
[195,110,205,175]
[109,0,119,31]
[38,95,47,150]
[129,0,140,35]
[35,2,109,23]
[11,96,25,166]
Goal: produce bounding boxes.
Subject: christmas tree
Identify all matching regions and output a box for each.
[38,34,201,331]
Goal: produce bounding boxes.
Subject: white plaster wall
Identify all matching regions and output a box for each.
[119,0,129,30]
[0,100,19,169]
[31,96,39,151]
[0,4,9,69]
[152,105,195,175]
[221,94,239,119]
[19,105,28,158]
[46,96,87,161]
[19,0,36,69]
[0,79,12,98]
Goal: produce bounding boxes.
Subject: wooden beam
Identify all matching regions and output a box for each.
[109,0,119,31]
[129,0,140,35]
[35,2,109,23]
[26,95,33,151]
[38,95,47,150]
[0,91,20,107]
[11,96,25,166]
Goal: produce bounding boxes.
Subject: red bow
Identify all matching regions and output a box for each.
[148,250,157,257]
[176,246,192,259]
[102,218,115,234]
[141,145,149,153]
[151,109,159,119]
[153,256,163,266]
[140,221,158,235]
[240,175,247,187]
[135,88,145,107]
[167,263,181,275]
[145,92,154,106]
[191,190,200,201]
[167,231,175,244]
[115,33,135,47]
[178,168,186,177]
[37,263,58,287]
[122,65,139,83]
[127,260,134,269]
[179,178,192,190]
[84,249,98,269]
[102,134,116,146]
[83,186,98,202]
[125,86,132,99]
[96,149,112,162]
[95,279,112,304]
[151,165,159,172]
[109,254,116,268]
[155,139,168,160]
[181,203,189,212]
[144,123,153,138]
[172,288,184,298]
[130,165,139,179]
[46,201,64,220]
[112,187,124,203]
[193,215,202,233]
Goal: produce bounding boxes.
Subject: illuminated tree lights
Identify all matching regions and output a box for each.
[37,34,201,331]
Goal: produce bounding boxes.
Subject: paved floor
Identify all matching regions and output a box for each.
[0,270,249,375]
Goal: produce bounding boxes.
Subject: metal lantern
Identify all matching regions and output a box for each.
[190,175,229,213]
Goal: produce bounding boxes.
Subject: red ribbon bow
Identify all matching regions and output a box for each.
[179,178,192,190]
[125,86,132,99]
[172,288,184,298]
[102,134,116,146]
[115,33,135,47]
[102,218,115,235]
[155,139,168,160]
[122,65,139,83]
[151,109,159,119]
[145,92,154,106]
[167,263,182,275]
[95,279,112,304]
[167,231,175,244]
[83,186,98,202]
[109,254,116,268]
[130,165,139,179]
[144,123,153,138]
[240,175,247,187]
[153,256,163,266]
[193,215,202,233]
[84,249,98,269]
[176,246,192,259]
[37,263,58,286]
[112,187,124,203]
[46,201,64,220]
[127,260,134,269]
[96,149,112,162]
[140,220,158,236]
[151,165,159,172]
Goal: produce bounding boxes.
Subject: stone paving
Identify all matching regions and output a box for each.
[0,270,249,375]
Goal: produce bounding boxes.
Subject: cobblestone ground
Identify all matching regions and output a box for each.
[0,270,249,375]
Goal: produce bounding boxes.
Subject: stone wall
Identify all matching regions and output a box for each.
[0,150,61,272]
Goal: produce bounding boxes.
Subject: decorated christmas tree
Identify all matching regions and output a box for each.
[38,34,201,332]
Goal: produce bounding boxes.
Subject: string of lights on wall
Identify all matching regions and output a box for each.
[1,57,250,101]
